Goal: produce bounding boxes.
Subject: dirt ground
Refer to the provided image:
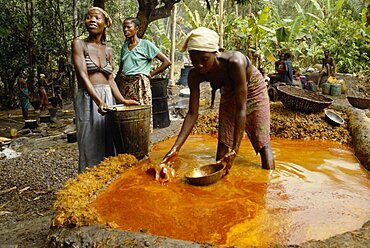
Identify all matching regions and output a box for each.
[0,75,369,248]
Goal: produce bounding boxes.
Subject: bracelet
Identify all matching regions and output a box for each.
[229,148,237,155]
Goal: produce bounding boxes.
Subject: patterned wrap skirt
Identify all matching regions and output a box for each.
[116,74,153,132]
[218,66,271,154]
[116,74,152,105]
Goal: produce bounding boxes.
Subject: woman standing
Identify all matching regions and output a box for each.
[72,7,138,172]
[18,72,31,120]
[115,17,171,105]
[159,27,274,180]
[37,73,49,111]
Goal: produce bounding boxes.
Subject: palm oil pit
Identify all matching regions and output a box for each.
[89,134,370,247]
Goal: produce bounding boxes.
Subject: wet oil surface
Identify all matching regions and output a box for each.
[90,135,370,247]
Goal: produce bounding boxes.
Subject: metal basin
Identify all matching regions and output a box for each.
[324,109,345,126]
[185,163,225,186]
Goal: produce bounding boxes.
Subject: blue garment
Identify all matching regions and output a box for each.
[119,39,159,76]
[282,59,293,84]
[19,87,31,110]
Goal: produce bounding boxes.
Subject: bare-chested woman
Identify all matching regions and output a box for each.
[156,27,275,182]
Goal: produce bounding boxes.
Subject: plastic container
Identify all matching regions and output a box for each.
[322,83,331,95]
[330,83,341,96]
[10,128,17,139]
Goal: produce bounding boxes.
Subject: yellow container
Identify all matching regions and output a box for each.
[10,128,17,138]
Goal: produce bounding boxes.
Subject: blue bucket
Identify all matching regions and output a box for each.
[330,83,341,96]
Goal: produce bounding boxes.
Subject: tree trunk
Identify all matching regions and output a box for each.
[93,0,105,9]
[169,4,177,86]
[25,0,36,95]
[71,0,78,98]
[136,0,180,37]
[218,0,224,49]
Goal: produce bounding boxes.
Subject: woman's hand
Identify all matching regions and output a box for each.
[144,149,178,184]
[160,149,178,167]
[157,164,176,184]
[97,101,107,115]
[217,149,237,177]
[123,99,139,106]
[145,162,176,184]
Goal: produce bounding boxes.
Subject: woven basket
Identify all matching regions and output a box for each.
[277,86,333,113]
[347,96,370,109]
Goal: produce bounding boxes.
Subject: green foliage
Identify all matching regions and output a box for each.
[147,19,171,52]
[311,10,370,73]
[257,0,370,74]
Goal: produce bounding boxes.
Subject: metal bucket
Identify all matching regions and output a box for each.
[24,119,38,129]
[67,131,77,143]
[107,105,151,159]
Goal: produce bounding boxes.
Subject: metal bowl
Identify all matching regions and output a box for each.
[185,163,225,186]
[324,109,345,126]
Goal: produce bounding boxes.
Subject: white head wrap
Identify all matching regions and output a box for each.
[178,27,220,53]
[40,74,45,78]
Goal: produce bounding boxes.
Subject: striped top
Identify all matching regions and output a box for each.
[83,41,113,75]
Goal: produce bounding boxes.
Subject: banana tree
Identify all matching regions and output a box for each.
[223,5,274,68]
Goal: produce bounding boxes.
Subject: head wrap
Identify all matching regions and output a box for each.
[178,27,220,53]
[40,74,45,78]
[87,7,112,27]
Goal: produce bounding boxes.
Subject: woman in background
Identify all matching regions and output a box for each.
[115,17,171,105]
[18,72,31,120]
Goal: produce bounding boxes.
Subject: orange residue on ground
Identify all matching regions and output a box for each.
[90,135,370,247]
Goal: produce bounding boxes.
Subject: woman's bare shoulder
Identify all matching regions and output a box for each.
[71,38,85,48]
[221,50,244,58]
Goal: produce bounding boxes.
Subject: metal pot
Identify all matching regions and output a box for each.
[24,119,38,129]
[39,115,51,123]
[67,131,77,143]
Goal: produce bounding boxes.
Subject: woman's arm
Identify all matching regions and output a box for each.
[150,52,171,78]
[161,69,202,164]
[229,53,249,153]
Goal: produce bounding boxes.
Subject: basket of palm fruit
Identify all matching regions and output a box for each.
[347,96,370,109]
[277,85,333,113]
